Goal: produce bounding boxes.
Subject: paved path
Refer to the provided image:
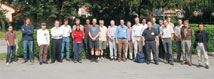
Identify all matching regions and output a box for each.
[0,56,214,79]
[0,39,7,53]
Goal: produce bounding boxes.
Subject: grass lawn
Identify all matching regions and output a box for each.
[0,31,5,39]
[0,53,6,60]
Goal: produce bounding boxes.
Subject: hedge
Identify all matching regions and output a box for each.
[17,24,214,59]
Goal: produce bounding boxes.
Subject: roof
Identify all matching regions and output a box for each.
[0,1,15,9]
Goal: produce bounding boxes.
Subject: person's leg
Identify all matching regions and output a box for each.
[23,40,28,62]
[133,37,138,58]
[155,41,159,60]
[176,41,181,61]
[95,40,100,61]
[118,39,122,61]
[186,40,192,63]
[78,43,83,62]
[11,46,16,62]
[57,40,62,62]
[125,42,128,59]
[145,42,151,62]
[201,43,209,66]
[168,40,174,62]
[162,40,167,61]
[89,39,95,60]
[113,40,117,59]
[65,37,70,60]
[43,45,48,62]
[109,41,114,59]
[28,41,34,61]
[6,46,12,63]
[181,40,187,63]
[39,45,44,63]
[129,42,133,59]
[122,39,127,61]
[73,42,78,62]
[51,40,56,63]
[151,41,158,62]
[61,38,65,59]
[196,43,202,65]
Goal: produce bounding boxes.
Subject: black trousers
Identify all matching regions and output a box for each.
[52,39,62,62]
[145,41,158,61]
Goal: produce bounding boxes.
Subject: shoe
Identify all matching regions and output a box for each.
[154,62,159,65]
[101,57,104,60]
[122,58,126,62]
[147,61,150,64]
[66,59,71,61]
[22,61,27,64]
[39,62,42,65]
[188,62,192,66]
[170,61,174,65]
[78,61,82,63]
[165,60,168,64]
[6,62,9,65]
[97,57,100,61]
[197,64,203,68]
[118,58,121,62]
[73,60,77,63]
[51,61,55,64]
[30,60,34,63]
[181,61,186,65]
[43,61,48,64]
[205,65,209,69]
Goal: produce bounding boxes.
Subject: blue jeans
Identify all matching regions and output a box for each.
[84,38,90,59]
[61,37,70,59]
[23,40,34,61]
[6,46,16,62]
[73,42,82,62]
[176,41,181,61]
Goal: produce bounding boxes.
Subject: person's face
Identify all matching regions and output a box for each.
[92,19,97,25]
[199,25,204,31]
[152,18,156,24]
[26,19,30,25]
[99,21,104,26]
[55,21,60,27]
[178,20,182,25]
[148,22,152,28]
[76,20,80,25]
[110,21,115,26]
[184,21,189,25]
[8,26,13,32]
[164,21,168,27]
[159,21,163,25]
[135,18,139,24]
[86,20,90,24]
[64,21,68,25]
[142,19,146,24]
[167,18,171,22]
[127,22,131,27]
[76,26,80,30]
[41,25,46,30]
[120,20,124,25]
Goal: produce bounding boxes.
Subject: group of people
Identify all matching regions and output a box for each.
[5,17,210,69]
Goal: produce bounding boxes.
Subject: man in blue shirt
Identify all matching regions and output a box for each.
[21,18,34,63]
[115,19,129,62]
[151,17,160,60]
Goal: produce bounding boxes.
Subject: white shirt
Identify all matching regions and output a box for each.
[142,24,148,32]
[51,27,63,39]
[37,29,50,45]
[99,26,108,41]
[175,24,183,41]
[160,25,174,38]
[60,25,72,37]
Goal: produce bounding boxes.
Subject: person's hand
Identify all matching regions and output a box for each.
[38,44,41,47]
[92,38,96,41]
[48,44,50,46]
[171,37,174,41]
[157,41,159,46]
[7,43,10,46]
[111,37,114,41]
[116,41,118,44]
[178,37,181,41]
[142,42,145,46]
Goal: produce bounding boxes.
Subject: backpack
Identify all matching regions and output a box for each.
[134,51,145,63]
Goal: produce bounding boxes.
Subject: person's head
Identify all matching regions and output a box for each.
[167,16,171,22]
[178,19,183,25]
[25,18,31,25]
[147,21,152,29]
[120,19,124,25]
[134,17,140,24]
[142,18,146,24]
[99,20,104,26]
[163,20,168,27]
[184,20,189,25]
[64,19,69,25]
[127,21,131,28]
[198,24,204,32]
[151,17,156,24]
[76,25,80,31]
[92,18,97,25]
[110,20,115,26]
[159,20,163,26]
[75,18,80,25]
[41,23,47,30]
[8,26,13,32]
[54,20,60,27]
[86,19,90,24]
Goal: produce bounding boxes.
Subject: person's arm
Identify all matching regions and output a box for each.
[94,27,101,39]
[37,30,40,46]
[27,25,34,35]
[132,26,135,43]
[47,30,50,46]
[126,28,129,42]
[171,27,175,41]
[107,27,112,38]
[81,31,84,39]
[5,33,10,46]
[156,36,159,46]
[21,25,28,34]
[142,36,145,46]
[14,32,17,45]
[115,27,119,44]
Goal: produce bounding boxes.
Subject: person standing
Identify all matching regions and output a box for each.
[98,20,108,60]
[89,18,100,62]
[61,19,72,61]
[73,18,84,31]
[194,24,209,69]
[160,20,175,65]
[108,20,117,61]
[51,20,63,63]
[174,19,183,62]
[181,20,194,66]
[84,19,91,59]
[151,17,160,60]
[37,23,50,65]
[21,18,34,63]
[132,17,143,59]
[158,20,165,59]
[115,19,129,62]
[126,21,134,60]
[73,25,84,63]
[141,18,148,59]
[5,26,16,65]
[142,22,159,65]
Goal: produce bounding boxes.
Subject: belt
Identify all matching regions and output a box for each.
[145,40,155,42]
[118,38,126,39]
[53,39,62,40]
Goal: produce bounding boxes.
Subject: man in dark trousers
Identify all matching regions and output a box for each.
[142,22,159,65]
[194,24,209,69]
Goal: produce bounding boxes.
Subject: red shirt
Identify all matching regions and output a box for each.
[73,30,84,42]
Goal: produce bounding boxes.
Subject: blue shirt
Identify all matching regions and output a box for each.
[152,24,160,37]
[115,25,129,41]
[21,24,34,41]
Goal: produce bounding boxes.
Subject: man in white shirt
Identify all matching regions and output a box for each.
[160,20,175,65]
[132,17,143,59]
[51,20,63,63]
[174,19,183,62]
[60,19,72,61]
[98,20,108,61]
